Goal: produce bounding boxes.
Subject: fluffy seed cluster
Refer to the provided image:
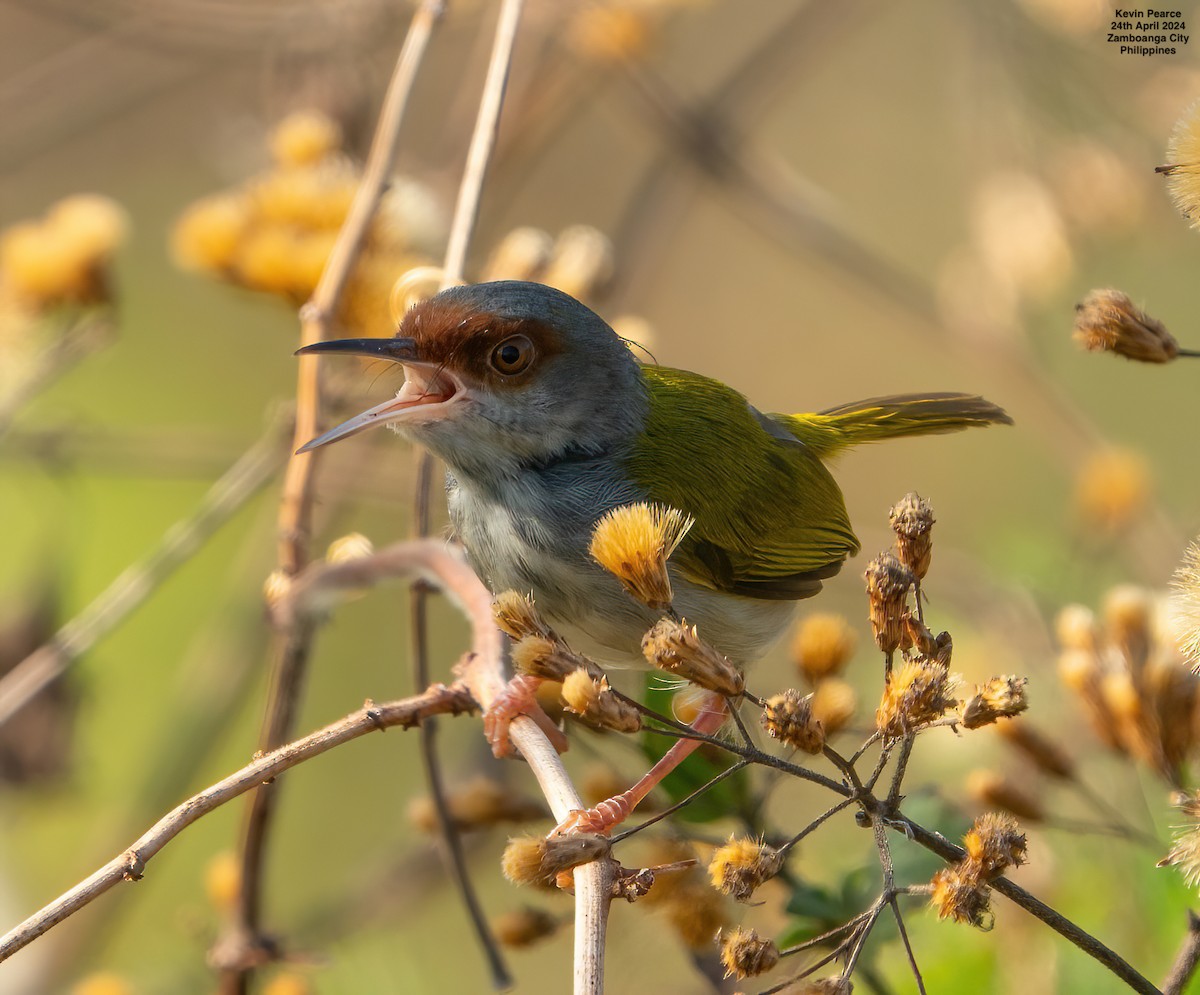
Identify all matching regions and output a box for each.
[707,837,784,902]
[875,660,958,738]
[1160,790,1200,887]
[930,812,1025,928]
[718,927,780,980]
[324,532,374,565]
[761,690,825,754]
[966,769,1045,822]
[560,671,641,733]
[961,675,1029,729]
[491,906,561,948]
[995,721,1075,780]
[408,775,547,833]
[792,613,857,683]
[590,503,694,612]
[889,492,935,579]
[493,591,554,641]
[1170,540,1200,670]
[0,194,127,311]
[641,617,744,696]
[864,552,914,657]
[1073,289,1181,363]
[501,833,610,889]
[481,224,614,303]
[1074,448,1151,534]
[1056,583,1200,783]
[810,678,857,735]
[171,109,443,336]
[1160,100,1200,228]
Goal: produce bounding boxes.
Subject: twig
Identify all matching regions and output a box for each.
[0,420,289,728]
[224,6,445,990]
[889,897,927,995]
[610,759,751,843]
[0,314,115,441]
[1163,910,1200,995]
[0,684,478,964]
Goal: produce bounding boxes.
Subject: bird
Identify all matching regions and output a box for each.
[298,280,1010,831]
[299,280,1009,668]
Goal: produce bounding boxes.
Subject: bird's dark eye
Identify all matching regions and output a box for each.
[490,334,535,375]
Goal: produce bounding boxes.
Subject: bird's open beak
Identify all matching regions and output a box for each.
[294,336,461,454]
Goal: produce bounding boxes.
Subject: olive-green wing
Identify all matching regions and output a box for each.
[623,367,859,600]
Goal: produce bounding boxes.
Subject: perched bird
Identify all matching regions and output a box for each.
[299,280,1010,670]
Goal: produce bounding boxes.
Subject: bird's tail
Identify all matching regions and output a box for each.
[776,393,1012,459]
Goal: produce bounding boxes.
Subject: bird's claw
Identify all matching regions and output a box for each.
[484,673,568,758]
[552,795,632,837]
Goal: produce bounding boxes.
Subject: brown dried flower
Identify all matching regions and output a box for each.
[1073,289,1181,363]
[792,613,857,683]
[876,660,958,738]
[889,492,935,580]
[961,675,1029,729]
[707,837,784,902]
[641,617,744,696]
[930,865,993,928]
[811,678,857,735]
[560,670,641,734]
[512,634,604,683]
[965,769,1045,823]
[1171,539,1200,670]
[963,812,1028,878]
[995,721,1075,780]
[491,906,561,948]
[501,833,610,889]
[864,552,914,658]
[761,690,825,754]
[493,590,554,641]
[718,926,780,979]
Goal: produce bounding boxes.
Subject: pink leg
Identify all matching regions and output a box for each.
[553,693,729,835]
[484,674,569,758]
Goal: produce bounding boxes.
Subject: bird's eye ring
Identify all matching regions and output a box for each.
[490,334,535,375]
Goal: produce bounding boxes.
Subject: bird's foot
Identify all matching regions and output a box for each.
[484,673,568,758]
[552,793,634,837]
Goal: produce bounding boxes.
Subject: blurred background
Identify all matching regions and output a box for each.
[2,0,1200,992]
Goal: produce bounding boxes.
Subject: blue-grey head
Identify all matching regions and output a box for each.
[297,281,646,477]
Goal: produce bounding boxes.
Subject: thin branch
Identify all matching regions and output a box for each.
[779,797,856,855]
[224,6,445,989]
[0,419,289,728]
[610,759,751,843]
[0,314,115,441]
[0,684,478,964]
[439,0,525,288]
[889,898,927,995]
[891,811,1160,995]
[1163,910,1200,995]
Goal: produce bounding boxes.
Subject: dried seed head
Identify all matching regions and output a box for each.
[963,812,1028,878]
[481,226,554,283]
[966,769,1045,822]
[889,492,935,579]
[561,670,641,733]
[1059,648,1122,750]
[269,109,342,167]
[204,850,241,912]
[262,569,292,610]
[512,635,604,683]
[930,866,993,928]
[995,721,1075,780]
[1159,99,1200,227]
[876,660,958,738]
[640,841,731,948]
[1073,289,1180,363]
[389,265,447,317]
[540,225,615,301]
[1100,670,1152,764]
[324,532,374,564]
[1160,825,1200,887]
[1055,604,1099,652]
[792,613,857,683]
[1170,540,1200,670]
[501,833,610,889]
[707,837,784,902]
[493,591,554,641]
[718,926,780,980]
[641,617,744,696]
[1074,448,1151,533]
[408,775,548,833]
[590,503,693,612]
[1104,584,1154,670]
[761,690,825,754]
[811,678,857,735]
[961,676,1030,729]
[171,193,252,272]
[492,906,561,948]
[864,552,914,656]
